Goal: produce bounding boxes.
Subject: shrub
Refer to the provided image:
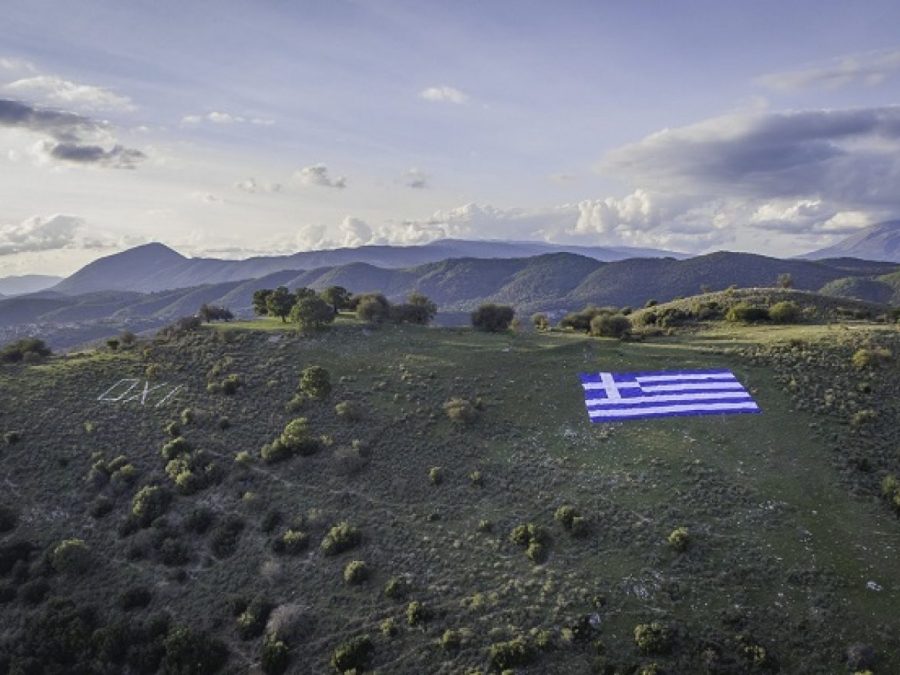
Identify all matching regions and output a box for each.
[106,339,120,351]
[163,624,228,675]
[291,295,335,332]
[210,516,245,558]
[406,600,428,627]
[439,628,462,650]
[380,617,398,637]
[633,622,671,654]
[51,539,92,575]
[429,466,444,485]
[161,437,190,461]
[443,397,480,424]
[560,306,611,332]
[132,486,171,527]
[320,522,361,555]
[220,374,242,395]
[509,523,546,547]
[554,505,578,529]
[851,347,892,369]
[725,303,770,323]
[881,475,900,514]
[390,292,437,325]
[331,635,373,672]
[335,400,362,421]
[261,634,290,674]
[471,304,515,332]
[469,470,483,486]
[488,636,534,671]
[526,541,547,563]
[668,527,690,552]
[769,301,801,323]
[237,597,273,640]
[277,529,309,555]
[299,366,331,399]
[384,576,407,599]
[262,418,318,463]
[590,314,632,338]
[570,516,589,538]
[1,337,51,363]
[343,560,369,584]
[531,313,550,330]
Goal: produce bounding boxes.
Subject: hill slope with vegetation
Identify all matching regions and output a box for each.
[1,316,899,673]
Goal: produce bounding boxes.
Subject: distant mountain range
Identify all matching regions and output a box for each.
[52,239,688,295]
[0,274,62,297]
[803,220,900,262]
[3,250,897,349]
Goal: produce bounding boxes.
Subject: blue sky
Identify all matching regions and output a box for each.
[1,0,899,274]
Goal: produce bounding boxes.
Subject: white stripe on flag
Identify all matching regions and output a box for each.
[635,373,736,383]
[582,381,640,391]
[585,391,752,407]
[640,382,746,393]
[588,401,759,418]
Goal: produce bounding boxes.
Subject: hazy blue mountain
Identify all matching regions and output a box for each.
[0,274,63,296]
[52,239,687,295]
[803,221,900,262]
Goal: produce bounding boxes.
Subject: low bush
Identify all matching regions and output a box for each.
[260,634,290,675]
[384,576,407,600]
[590,314,631,338]
[320,522,361,555]
[335,400,362,421]
[237,597,273,640]
[132,486,171,527]
[725,303,770,323]
[275,529,309,555]
[531,313,550,330]
[299,366,331,400]
[343,560,369,584]
[163,624,228,674]
[633,622,671,654]
[488,636,534,671]
[210,516,245,558]
[667,526,690,552]
[1,337,51,363]
[769,300,802,323]
[851,347,892,369]
[443,397,480,424]
[330,635,373,672]
[428,466,444,485]
[51,539,92,575]
[406,600,429,627]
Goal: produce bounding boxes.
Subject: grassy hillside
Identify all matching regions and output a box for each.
[1,319,899,673]
[820,269,900,306]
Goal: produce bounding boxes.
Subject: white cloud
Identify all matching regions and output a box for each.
[757,48,900,91]
[419,85,469,104]
[0,214,118,256]
[294,163,346,189]
[233,177,282,194]
[4,75,135,113]
[182,111,274,126]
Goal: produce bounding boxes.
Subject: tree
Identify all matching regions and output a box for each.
[199,304,234,322]
[355,293,391,324]
[290,296,334,332]
[1,337,51,363]
[320,286,351,313]
[777,273,794,289]
[253,289,273,316]
[471,304,515,333]
[299,366,331,399]
[390,292,437,325]
[294,287,316,302]
[266,287,294,322]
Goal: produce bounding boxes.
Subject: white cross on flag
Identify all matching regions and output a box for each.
[579,369,760,423]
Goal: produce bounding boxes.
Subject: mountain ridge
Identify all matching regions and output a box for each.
[803,220,900,262]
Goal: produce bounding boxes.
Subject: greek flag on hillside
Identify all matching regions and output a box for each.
[579,369,760,423]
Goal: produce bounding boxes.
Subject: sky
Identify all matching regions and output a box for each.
[1,0,900,276]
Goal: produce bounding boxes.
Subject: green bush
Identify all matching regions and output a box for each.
[380,617,398,637]
[164,624,228,674]
[277,529,309,555]
[439,628,463,650]
[132,485,171,527]
[262,418,318,463]
[768,301,802,323]
[299,366,331,399]
[429,466,444,485]
[881,474,900,514]
[633,622,671,654]
[236,597,273,640]
[406,600,429,627]
[667,526,690,552]
[261,634,290,674]
[443,397,480,424]
[531,313,550,330]
[560,306,612,332]
[343,560,369,584]
[851,347,892,369]
[330,634,373,672]
[384,576,407,599]
[51,539,92,575]
[161,437,191,461]
[471,304,515,332]
[526,541,547,564]
[488,636,534,670]
[509,523,546,547]
[290,295,335,332]
[320,522,361,555]
[355,293,391,324]
[335,400,362,421]
[554,505,578,529]
[725,303,770,323]
[590,314,632,338]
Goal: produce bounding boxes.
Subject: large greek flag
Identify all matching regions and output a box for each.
[579,369,760,423]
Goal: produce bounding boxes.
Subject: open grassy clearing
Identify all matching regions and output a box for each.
[1,318,898,673]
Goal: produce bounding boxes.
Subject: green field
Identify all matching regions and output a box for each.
[1,318,898,673]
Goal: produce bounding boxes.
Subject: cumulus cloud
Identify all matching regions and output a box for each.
[757,49,900,91]
[0,98,145,168]
[295,163,346,189]
[599,105,900,242]
[0,214,116,256]
[233,177,282,194]
[4,75,135,112]
[403,168,427,189]
[419,85,469,104]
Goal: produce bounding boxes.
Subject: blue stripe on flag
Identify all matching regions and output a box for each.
[579,368,760,423]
